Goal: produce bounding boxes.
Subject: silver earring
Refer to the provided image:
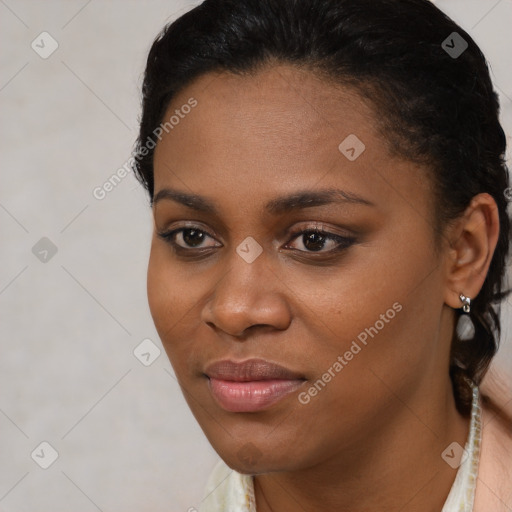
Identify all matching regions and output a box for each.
[459,293,471,314]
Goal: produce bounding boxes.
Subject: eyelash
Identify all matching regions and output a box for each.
[156,225,355,257]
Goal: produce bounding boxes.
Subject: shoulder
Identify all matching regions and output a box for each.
[473,365,512,512]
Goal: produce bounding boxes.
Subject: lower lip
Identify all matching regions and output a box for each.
[208,378,306,412]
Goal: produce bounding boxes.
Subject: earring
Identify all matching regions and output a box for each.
[459,293,471,314]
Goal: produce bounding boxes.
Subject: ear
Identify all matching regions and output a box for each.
[443,193,500,310]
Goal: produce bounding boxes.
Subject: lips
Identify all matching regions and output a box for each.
[204,358,306,412]
[205,358,304,381]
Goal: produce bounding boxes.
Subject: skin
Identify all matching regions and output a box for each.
[147,64,500,512]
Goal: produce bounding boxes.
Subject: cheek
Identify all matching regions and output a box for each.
[147,247,170,331]
[146,245,194,349]
[146,243,215,374]
[298,229,441,378]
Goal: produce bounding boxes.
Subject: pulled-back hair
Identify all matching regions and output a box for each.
[133,0,511,415]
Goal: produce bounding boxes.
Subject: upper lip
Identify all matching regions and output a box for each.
[204,358,305,382]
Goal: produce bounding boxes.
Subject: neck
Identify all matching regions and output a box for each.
[254,377,470,512]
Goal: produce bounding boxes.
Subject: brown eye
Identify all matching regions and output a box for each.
[157,227,220,250]
[179,228,207,248]
[286,229,355,253]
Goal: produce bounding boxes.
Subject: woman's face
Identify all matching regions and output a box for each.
[148,64,453,473]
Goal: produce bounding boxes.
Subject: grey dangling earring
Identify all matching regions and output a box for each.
[459,293,471,314]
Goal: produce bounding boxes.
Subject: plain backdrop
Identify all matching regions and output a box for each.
[0,1,511,511]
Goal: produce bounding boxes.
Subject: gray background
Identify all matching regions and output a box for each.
[0,1,511,511]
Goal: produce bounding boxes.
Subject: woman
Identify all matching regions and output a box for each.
[132,0,512,510]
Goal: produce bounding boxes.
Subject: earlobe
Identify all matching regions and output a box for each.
[443,193,500,310]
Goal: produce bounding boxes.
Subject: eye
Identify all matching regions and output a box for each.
[157,226,220,250]
[157,224,355,256]
[285,227,355,253]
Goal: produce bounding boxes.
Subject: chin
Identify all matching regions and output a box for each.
[213,440,300,475]
[223,456,277,475]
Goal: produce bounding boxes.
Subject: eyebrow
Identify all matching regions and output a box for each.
[152,187,374,215]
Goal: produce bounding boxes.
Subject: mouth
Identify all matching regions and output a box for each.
[204,358,307,413]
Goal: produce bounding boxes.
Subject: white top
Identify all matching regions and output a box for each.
[198,385,482,512]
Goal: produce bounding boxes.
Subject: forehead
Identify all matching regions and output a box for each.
[154,64,387,180]
[152,64,433,224]
[160,64,380,158]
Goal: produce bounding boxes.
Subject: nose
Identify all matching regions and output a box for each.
[200,244,292,338]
